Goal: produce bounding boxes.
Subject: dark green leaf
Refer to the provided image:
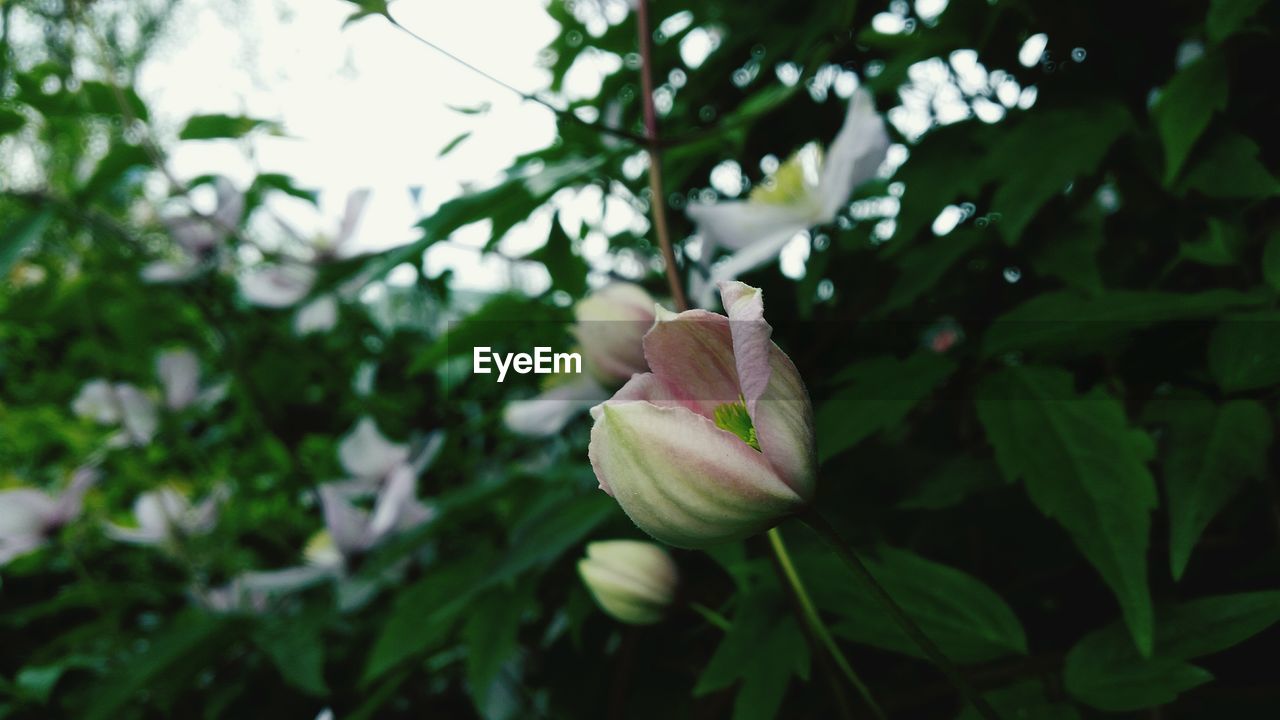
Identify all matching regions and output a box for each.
[1145,391,1272,578]
[1178,131,1280,199]
[802,545,1027,664]
[489,491,615,583]
[890,123,990,248]
[1153,52,1227,183]
[881,228,986,313]
[816,353,956,462]
[1207,0,1269,42]
[982,289,1267,357]
[527,213,588,297]
[898,455,1005,510]
[0,107,25,135]
[438,131,472,157]
[79,142,151,200]
[1208,311,1280,392]
[465,582,532,715]
[977,366,1156,655]
[956,681,1081,720]
[1064,591,1280,710]
[1030,208,1105,294]
[1,210,52,276]
[1263,231,1280,291]
[1180,217,1243,266]
[252,613,329,696]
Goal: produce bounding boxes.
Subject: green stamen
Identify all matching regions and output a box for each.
[749,145,823,206]
[714,397,761,451]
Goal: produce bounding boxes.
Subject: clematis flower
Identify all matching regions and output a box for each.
[239,189,370,311]
[339,417,411,481]
[142,179,243,284]
[685,89,889,307]
[578,540,678,625]
[71,380,159,446]
[503,283,656,438]
[0,467,99,566]
[155,348,200,411]
[105,486,226,546]
[588,281,815,548]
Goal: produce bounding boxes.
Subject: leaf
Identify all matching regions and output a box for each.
[1208,311,1280,392]
[446,102,492,115]
[694,588,810,720]
[82,612,235,720]
[976,366,1156,655]
[179,113,281,140]
[252,613,329,696]
[78,142,151,200]
[898,455,1005,510]
[342,0,390,26]
[1030,208,1105,294]
[955,681,1082,720]
[982,289,1267,357]
[890,123,991,248]
[1,210,52,277]
[1180,217,1242,266]
[1064,591,1280,711]
[880,228,986,313]
[1178,131,1280,199]
[1153,52,1227,184]
[526,213,588,297]
[408,293,567,373]
[489,491,615,583]
[1145,391,1272,579]
[0,106,25,135]
[987,101,1130,244]
[248,172,319,205]
[464,582,532,716]
[1207,0,1269,43]
[362,550,495,684]
[438,131,472,157]
[816,353,956,462]
[1263,232,1280,291]
[802,545,1028,664]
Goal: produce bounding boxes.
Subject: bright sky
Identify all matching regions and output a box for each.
[141,0,569,289]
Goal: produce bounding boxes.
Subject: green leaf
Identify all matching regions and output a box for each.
[362,550,495,684]
[1,210,53,277]
[982,289,1267,357]
[464,582,532,716]
[1153,52,1228,184]
[1145,391,1272,579]
[489,491,615,583]
[1030,208,1105,294]
[1178,131,1280,199]
[446,102,492,115]
[802,545,1028,664]
[248,172,319,206]
[956,681,1081,720]
[252,613,329,696]
[816,353,956,462]
[179,113,281,140]
[1180,217,1243,266]
[694,588,809,720]
[0,107,25,135]
[977,366,1156,655]
[890,123,991,248]
[1064,591,1280,711]
[1263,232,1280,291]
[438,131,472,157]
[78,142,151,200]
[987,101,1130,244]
[898,455,1005,511]
[1208,311,1280,392]
[880,228,986,313]
[1207,0,1269,43]
[526,213,588,297]
[342,0,390,26]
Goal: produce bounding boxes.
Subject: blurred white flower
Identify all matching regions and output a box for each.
[685,89,890,307]
[105,486,226,546]
[503,376,612,437]
[238,263,318,308]
[294,294,340,335]
[339,417,411,480]
[0,467,99,566]
[72,380,158,446]
[143,179,243,284]
[155,348,201,411]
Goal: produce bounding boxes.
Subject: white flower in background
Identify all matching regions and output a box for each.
[239,189,370,311]
[198,577,269,615]
[503,283,656,438]
[142,179,243,284]
[71,380,159,446]
[105,486,226,546]
[294,294,340,335]
[0,467,100,566]
[155,348,200,411]
[685,88,889,307]
[239,425,443,601]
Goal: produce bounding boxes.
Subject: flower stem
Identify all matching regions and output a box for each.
[767,528,887,720]
[799,511,1000,720]
[634,0,690,312]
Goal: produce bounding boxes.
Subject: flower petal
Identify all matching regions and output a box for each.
[588,402,803,548]
[641,308,743,420]
[686,200,812,252]
[239,263,317,308]
[696,229,803,309]
[338,417,410,479]
[0,489,57,540]
[294,294,340,335]
[817,88,891,220]
[156,348,201,411]
[115,384,159,445]
[720,282,816,498]
[318,482,372,556]
[504,375,612,437]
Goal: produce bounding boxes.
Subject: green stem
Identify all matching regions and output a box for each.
[689,601,733,632]
[768,527,887,720]
[799,511,999,720]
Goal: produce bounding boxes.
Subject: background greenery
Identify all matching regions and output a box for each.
[2,0,1279,717]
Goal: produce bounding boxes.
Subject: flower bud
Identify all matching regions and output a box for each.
[574,283,656,386]
[587,282,815,548]
[577,540,678,625]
